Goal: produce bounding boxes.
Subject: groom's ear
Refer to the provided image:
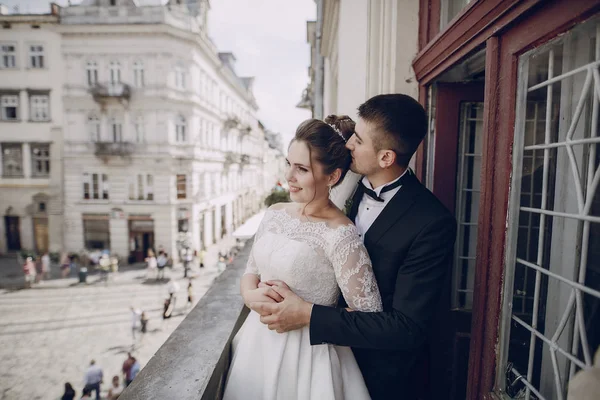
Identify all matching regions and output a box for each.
[378,149,397,169]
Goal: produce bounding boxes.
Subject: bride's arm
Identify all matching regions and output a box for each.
[331,226,382,313]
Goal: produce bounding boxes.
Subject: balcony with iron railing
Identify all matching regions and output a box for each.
[89,82,132,105]
[94,141,135,159]
[119,241,251,400]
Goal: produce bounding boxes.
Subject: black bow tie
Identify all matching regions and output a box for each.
[358,172,409,202]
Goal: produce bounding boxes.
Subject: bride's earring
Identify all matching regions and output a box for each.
[328,185,332,197]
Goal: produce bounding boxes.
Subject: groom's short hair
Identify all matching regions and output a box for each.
[357,94,428,167]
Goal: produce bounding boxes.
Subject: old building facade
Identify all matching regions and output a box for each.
[0,8,64,254]
[58,0,271,262]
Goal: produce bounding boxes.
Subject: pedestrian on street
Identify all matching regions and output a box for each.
[198,249,206,268]
[83,359,103,400]
[34,256,43,283]
[99,254,110,282]
[23,257,36,288]
[145,249,157,280]
[79,386,92,399]
[156,251,167,281]
[130,356,141,383]
[140,311,148,334]
[60,252,70,278]
[166,278,179,308]
[130,307,141,341]
[61,382,76,400]
[183,247,193,278]
[187,280,193,308]
[162,298,173,320]
[107,375,123,400]
[122,353,134,386]
[41,251,51,281]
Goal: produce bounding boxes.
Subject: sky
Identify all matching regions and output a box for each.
[2,0,315,147]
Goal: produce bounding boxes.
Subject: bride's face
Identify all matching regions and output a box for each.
[285,140,330,204]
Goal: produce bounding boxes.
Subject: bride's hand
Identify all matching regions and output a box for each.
[260,280,291,291]
[243,286,283,308]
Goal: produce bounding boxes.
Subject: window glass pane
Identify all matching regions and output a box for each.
[501,18,600,399]
[2,143,23,177]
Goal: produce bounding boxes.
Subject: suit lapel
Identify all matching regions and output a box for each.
[348,183,364,223]
[364,173,422,244]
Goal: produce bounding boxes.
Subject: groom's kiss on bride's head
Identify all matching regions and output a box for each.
[346,94,428,186]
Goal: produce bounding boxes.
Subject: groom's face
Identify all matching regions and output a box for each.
[346,118,381,177]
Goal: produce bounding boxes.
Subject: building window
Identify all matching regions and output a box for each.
[86,61,98,86]
[129,174,154,201]
[175,65,186,90]
[1,94,18,121]
[83,173,109,200]
[175,115,186,142]
[0,43,16,68]
[1,143,23,177]
[440,0,474,30]
[109,116,122,142]
[29,45,44,68]
[29,95,49,121]
[109,61,121,84]
[134,115,144,143]
[499,19,600,399]
[176,174,187,199]
[88,114,100,141]
[133,60,144,87]
[31,144,50,177]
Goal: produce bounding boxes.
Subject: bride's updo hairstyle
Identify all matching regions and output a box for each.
[293,115,355,187]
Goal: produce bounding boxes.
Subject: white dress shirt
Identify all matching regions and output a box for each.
[354,171,408,239]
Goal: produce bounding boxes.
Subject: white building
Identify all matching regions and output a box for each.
[58,0,270,262]
[0,6,64,254]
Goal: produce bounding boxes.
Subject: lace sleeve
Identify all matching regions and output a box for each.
[330,226,383,312]
[243,210,268,276]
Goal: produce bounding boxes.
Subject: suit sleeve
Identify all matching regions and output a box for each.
[309,215,456,350]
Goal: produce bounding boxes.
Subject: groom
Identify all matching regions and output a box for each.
[252,94,456,400]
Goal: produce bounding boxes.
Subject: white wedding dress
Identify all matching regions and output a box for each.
[223,207,382,400]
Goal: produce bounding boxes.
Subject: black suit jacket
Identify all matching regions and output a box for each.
[310,173,456,400]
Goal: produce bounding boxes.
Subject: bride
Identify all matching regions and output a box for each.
[223,116,382,400]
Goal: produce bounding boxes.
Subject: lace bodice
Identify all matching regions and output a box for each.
[244,208,382,312]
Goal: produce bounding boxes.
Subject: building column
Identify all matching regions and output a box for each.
[22,143,31,178]
[123,110,131,142]
[48,127,63,252]
[337,0,368,116]
[109,217,128,257]
[20,90,29,122]
[20,215,34,250]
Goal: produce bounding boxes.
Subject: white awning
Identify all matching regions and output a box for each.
[232,210,266,239]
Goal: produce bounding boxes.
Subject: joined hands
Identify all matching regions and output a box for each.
[248,280,313,334]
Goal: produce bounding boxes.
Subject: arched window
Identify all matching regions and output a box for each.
[175,115,186,142]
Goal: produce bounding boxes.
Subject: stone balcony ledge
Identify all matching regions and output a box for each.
[119,241,250,400]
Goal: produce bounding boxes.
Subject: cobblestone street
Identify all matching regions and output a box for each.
[0,264,222,400]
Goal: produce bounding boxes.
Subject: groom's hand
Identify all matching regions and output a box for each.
[251,284,313,333]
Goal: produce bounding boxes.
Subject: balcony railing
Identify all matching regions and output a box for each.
[89,82,131,103]
[119,242,250,400]
[94,142,135,158]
